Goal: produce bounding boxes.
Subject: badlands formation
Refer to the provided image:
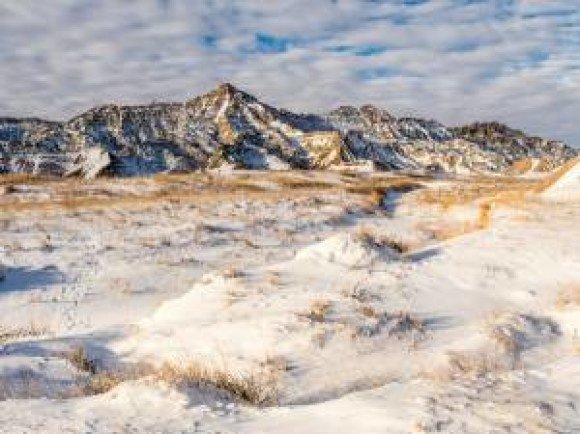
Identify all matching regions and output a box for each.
[1,84,576,178]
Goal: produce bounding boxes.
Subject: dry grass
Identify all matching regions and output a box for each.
[0,322,52,343]
[223,266,244,279]
[0,355,273,403]
[0,170,543,218]
[234,235,260,249]
[422,349,508,383]
[421,222,474,242]
[509,158,534,175]
[0,171,355,217]
[417,201,494,243]
[341,284,374,303]
[488,326,520,359]
[389,311,426,336]
[366,188,386,208]
[359,305,378,318]
[266,271,281,287]
[445,351,504,378]
[53,347,129,397]
[0,173,58,186]
[68,346,276,400]
[154,360,280,405]
[66,347,99,374]
[300,299,333,323]
[60,347,149,397]
[416,177,539,211]
[535,157,580,193]
[343,175,422,194]
[353,310,426,340]
[355,225,411,254]
[484,312,560,367]
[476,202,492,229]
[486,190,530,209]
[81,372,126,396]
[346,178,423,212]
[268,173,337,190]
[555,283,580,310]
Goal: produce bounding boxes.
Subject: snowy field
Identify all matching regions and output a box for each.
[0,169,578,433]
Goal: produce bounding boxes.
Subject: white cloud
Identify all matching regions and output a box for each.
[0,0,578,145]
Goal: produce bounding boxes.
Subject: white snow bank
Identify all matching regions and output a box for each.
[117,233,416,404]
[294,233,399,268]
[66,147,112,179]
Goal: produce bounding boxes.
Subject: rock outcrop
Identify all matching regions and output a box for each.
[0,84,576,178]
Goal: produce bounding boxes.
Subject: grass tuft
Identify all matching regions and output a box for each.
[355,225,411,254]
[155,360,280,405]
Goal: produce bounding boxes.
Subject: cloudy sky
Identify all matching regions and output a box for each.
[0,0,578,145]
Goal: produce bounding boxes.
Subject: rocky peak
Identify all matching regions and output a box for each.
[214,82,253,101]
[359,104,395,123]
[187,82,262,120]
[327,105,394,124]
[1,85,577,177]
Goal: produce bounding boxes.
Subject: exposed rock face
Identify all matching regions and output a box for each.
[451,122,576,172]
[0,84,576,177]
[298,132,346,168]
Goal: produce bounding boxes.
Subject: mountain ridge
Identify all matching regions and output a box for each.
[0,83,577,178]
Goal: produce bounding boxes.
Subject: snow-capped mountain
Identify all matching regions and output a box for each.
[0,83,576,177]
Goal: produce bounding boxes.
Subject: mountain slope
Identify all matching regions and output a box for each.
[0,84,576,177]
[451,122,574,172]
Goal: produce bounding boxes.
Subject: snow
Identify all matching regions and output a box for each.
[544,158,580,202]
[0,172,578,433]
[67,147,112,179]
[293,233,399,268]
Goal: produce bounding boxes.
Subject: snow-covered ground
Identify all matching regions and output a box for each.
[0,171,578,433]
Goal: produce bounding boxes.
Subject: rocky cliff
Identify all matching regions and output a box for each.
[0,83,576,178]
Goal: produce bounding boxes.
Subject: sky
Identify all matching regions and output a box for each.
[0,0,578,146]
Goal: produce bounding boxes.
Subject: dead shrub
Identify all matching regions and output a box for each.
[355,310,425,339]
[155,360,279,405]
[445,351,503,378]
[485,312,561,368]
[80,372,125,396]
[67,347,98,374]
[355,225,410,254]
[359,305,378,318]
[300,299,333,323]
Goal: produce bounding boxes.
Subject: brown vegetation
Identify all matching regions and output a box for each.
[355,225,411,254]
[536,156,580,193]
[0,322,52,343]
[300,300,333,323]
[555,283,580,310]
[155,360,280,405]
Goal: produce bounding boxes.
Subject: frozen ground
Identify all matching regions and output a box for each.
[0,170,578,433]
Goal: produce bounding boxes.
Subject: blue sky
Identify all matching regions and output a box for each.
[0,0,578,145]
